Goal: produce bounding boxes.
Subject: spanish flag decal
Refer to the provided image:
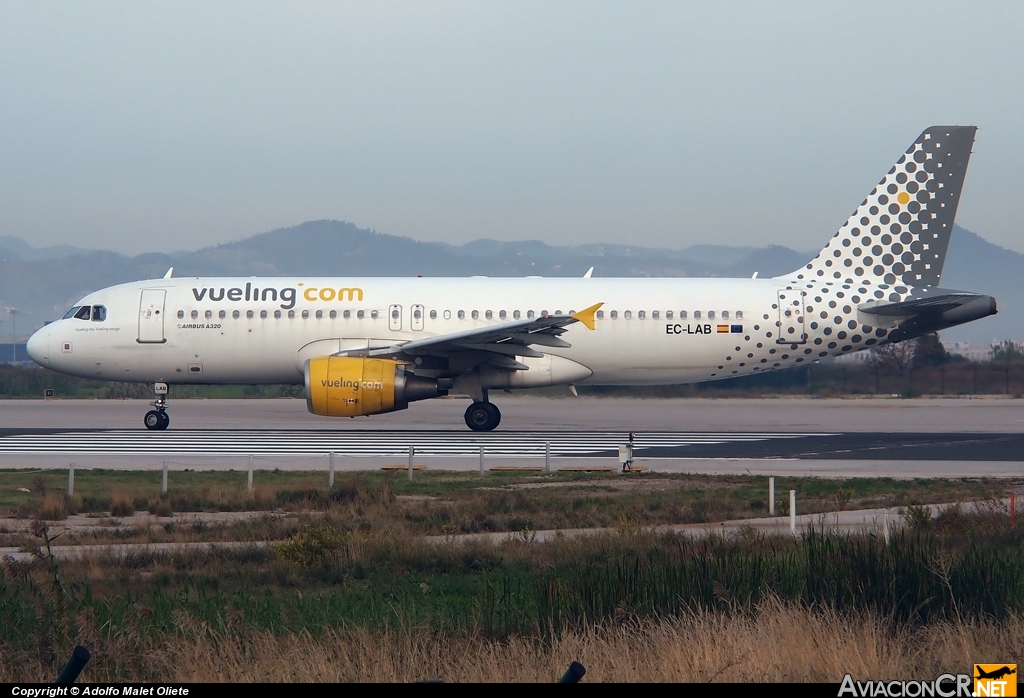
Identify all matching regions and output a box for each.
[717,325,729,333]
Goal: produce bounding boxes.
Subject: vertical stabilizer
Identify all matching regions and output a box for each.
[782,126,976,287]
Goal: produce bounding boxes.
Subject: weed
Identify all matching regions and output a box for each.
[903,505,933,531]
[147,497,173,517]
[110,495,135,517]
[37,494,71,521]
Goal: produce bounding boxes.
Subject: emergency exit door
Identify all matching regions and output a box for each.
[389,304,402,331]
[138,289,167,343]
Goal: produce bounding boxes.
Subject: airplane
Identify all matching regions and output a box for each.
[25,126,996,431]
[975,666,1016,681]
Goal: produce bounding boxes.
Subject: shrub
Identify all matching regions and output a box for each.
[110,495,135,517]
[276,524,353,568]
[147,497,173,517]
[36,494,70,521]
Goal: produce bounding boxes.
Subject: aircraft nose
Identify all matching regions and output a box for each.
[26,328,49,366]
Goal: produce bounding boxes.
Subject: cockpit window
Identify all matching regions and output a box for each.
[73,306,91,320]
[63,306,81,320]
[91,305,106,322]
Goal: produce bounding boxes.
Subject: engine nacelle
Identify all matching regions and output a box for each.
[305,356,444,417]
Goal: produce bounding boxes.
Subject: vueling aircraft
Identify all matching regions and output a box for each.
[26,126,996,431]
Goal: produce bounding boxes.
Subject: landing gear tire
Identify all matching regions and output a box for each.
[144,410,169,430]
[144,410,163,430]
[464,401,501,431]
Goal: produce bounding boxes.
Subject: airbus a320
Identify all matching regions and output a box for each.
[26,126,996,431]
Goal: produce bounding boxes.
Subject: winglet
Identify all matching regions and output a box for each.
[163,267,174,279]
[571,302,603,330]
[583,267,594,278]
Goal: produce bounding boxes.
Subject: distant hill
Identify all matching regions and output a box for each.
[0,236,98,262]
[941,227,1024,344]
[0,220,1014,345]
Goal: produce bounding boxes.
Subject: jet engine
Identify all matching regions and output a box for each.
[304,356,444,417]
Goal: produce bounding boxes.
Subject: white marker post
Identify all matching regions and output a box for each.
[479,445,485,477]
[247,455,254,492]
[162,460,168,495]
[408,445,414,482]
[545,442,551,473]
[790,490,797,534]
[329,452,335,488]
[769,477,775,516]
[68,462,74,497]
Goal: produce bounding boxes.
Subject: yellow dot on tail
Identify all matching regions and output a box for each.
[897,191,910,205]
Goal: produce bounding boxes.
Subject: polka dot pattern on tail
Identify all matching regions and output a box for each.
[791,127,975,288]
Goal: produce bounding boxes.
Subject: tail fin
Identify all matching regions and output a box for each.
[782,126,976,288]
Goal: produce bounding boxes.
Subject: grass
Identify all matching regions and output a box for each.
[2,510,1024,682]
[4,603,1022,682]
[1,469,1016,532]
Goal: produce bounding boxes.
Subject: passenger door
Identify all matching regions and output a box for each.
[138,289,167,344]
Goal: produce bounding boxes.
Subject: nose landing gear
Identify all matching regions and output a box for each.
[144,382,170,430]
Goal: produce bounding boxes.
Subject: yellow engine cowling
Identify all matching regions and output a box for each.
[305,356,443,417]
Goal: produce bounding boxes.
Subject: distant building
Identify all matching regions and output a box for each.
[945,340,1024,362]
[947,341,991,362]
[828,349,873,364]
[0,343,29,363]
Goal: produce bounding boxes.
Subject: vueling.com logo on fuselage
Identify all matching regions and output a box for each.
[191,282,364,310]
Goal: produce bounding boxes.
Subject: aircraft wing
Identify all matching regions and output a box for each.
[341,302,603,370]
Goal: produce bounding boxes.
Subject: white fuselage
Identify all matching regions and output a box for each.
[27,275,893,387]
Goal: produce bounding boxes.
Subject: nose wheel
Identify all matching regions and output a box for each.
[464,401,501,431]
[145,382,170,430]
[144,409,170,430]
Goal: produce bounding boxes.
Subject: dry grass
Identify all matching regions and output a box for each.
[4,601,1021,682]
[36,493,73,521]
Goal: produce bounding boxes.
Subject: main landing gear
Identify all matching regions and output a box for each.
[464,400,501,431]
[144,382,170,431]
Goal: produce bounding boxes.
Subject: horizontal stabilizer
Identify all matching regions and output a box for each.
[860,288,997,343]
[859,290,989,317]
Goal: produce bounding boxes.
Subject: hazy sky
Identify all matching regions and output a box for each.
[2,1,1022,256]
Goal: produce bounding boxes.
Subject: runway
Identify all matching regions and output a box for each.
[0,429,822,457]
[0,397,1022,476]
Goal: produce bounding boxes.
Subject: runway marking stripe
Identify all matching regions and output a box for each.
[0,430,830,458]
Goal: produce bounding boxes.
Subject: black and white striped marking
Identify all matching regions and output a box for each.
[0,430,827,457]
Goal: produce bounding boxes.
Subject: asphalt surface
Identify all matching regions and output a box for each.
[0,397,1021,476]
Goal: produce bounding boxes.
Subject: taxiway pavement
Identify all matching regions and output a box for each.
[0,397,1021,476]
